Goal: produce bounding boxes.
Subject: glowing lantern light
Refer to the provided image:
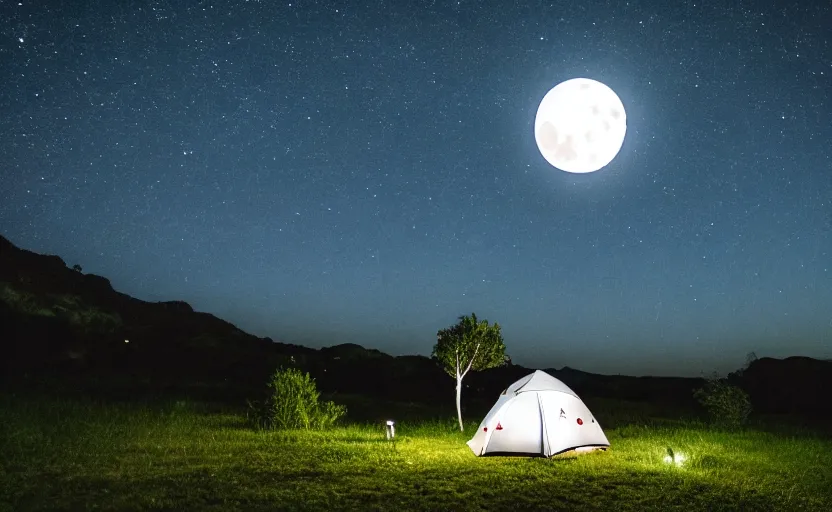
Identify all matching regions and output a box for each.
[663,447,687,467]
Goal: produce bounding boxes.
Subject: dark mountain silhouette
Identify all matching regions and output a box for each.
[734,356,832,417]
[0,234,302,398]
[1,234,830,421]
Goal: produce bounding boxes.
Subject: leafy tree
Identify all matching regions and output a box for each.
[432,313,507,431]
[693,373,753,429]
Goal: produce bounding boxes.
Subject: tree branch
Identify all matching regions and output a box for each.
[460,342,480,380]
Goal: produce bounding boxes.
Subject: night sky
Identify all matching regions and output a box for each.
[2,0,830,377]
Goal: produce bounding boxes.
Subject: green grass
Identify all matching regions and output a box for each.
[1,395,830,511]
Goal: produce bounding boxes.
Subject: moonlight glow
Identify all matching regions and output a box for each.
[534,78,627,173]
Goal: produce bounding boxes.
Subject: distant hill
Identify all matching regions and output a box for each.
[737,356,832,417]
[2,233,830,420]
[0,235,305,395]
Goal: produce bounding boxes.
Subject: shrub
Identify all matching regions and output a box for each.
[262,367,346,430]
[314,399,348,430]
[693,374,752,428]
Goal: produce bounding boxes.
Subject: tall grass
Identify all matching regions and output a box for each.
[1,394,830,511]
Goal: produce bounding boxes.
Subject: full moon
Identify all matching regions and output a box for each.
[534,78,627,173]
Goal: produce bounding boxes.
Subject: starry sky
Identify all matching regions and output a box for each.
[1,0,830,377]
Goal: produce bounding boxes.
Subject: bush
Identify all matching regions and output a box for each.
[693,374,752,428]
[258,367,346,430]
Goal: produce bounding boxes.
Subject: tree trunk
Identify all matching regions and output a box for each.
[456,376,464,431]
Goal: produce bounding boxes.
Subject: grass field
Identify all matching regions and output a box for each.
[1,394,830,511]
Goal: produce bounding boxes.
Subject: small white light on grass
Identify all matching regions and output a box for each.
[664,447,686,466]
[385,420,395,439]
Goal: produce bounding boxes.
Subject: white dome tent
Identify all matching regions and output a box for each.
[467,370,610,457]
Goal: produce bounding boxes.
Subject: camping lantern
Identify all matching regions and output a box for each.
[664,446,686,466]
[385,420,395,439]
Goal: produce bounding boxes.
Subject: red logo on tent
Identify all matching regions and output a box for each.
[496,422,503,430]
[483,427,487,432]
[577,418,583,425]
